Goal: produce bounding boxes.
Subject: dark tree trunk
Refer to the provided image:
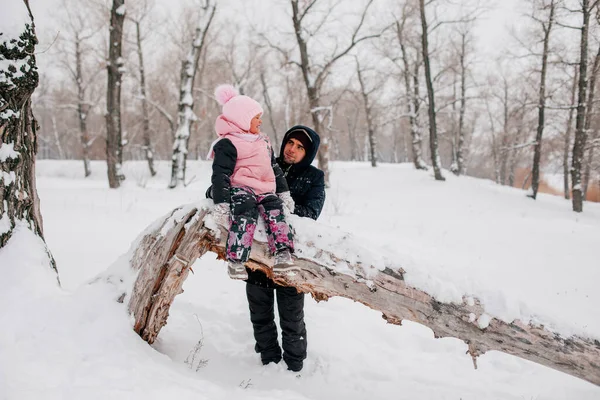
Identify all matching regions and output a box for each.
[571,0,592,212]
[419,0,445,181]
[530,0,555,200]
[563,67,579,199]
[106,0,126,189]
[75,38,91,178]
[0,0,58,277]
[582,43,600,198]
[135,21,156,177]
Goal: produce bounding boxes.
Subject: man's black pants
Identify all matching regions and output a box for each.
[246,282,307,371]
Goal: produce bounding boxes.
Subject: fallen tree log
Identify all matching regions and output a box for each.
[125,204,600,387]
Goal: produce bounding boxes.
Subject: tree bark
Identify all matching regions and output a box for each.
[571,0,592,212]
[396,19,427,170]
[564,67,579,199]
[0,0,58,277]
[75,37,91,177]
[582,42,600,197]
[134,20,156,177]
[169,1,216,189]
[122,205,600,387]
[106,0,126,188]
[356,59,377,167]
[499,78,510,185]
[419,0,445,181]
[456,31,468,176]
[530,0,555,200]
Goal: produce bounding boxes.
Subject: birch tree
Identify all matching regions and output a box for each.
[169,0,216,189]
[106,0,126,188]
[393,4,427,170]
[0,0,58,278]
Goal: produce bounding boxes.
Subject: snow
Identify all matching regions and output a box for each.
[1,160,600,399]
[116,4,126,16]
[0,142,20,162]
[0,1,31,43]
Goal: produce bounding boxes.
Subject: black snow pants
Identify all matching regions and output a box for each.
[246,282,307,371]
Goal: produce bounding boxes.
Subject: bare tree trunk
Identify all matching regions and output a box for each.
[456,31,468,176]
[396,19,427,170]
[75,37,91,177]
[106,0,126,189]
[50,115,65,160]
[346,110,359,161]
[260,72,280,149]
[499,79,510,185]
[563,67,579,199]
[0,0,58,277]
[356,59,377,167]
[508,108,526,188]
[419,0,445,181]
[290,0,380,186]
[122,205,600,387]
[582,43,600,197]
[134,20,156,177]
[571,0,593,212]
[530,0,555,200]
[486,101,501,184]
[169,2,216,189]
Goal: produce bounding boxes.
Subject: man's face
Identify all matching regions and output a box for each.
[283,138,306,164]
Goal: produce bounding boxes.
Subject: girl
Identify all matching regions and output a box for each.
[208,84,295,280]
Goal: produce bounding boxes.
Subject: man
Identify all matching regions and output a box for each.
[245,125,325,372]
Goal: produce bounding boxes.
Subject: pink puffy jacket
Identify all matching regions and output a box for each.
[210,115,276,195]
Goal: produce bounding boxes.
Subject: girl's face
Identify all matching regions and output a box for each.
[249,113,262,134]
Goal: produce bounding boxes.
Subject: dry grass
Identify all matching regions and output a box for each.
[511,168,599,202]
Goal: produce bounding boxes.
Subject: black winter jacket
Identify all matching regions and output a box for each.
[276,125,325,220]
[247,125,326,288]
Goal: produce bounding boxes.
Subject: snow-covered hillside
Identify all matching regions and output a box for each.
[1,160,599,400]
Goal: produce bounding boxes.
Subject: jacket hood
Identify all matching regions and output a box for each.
[215,114,248,137]
[279,125,320,169]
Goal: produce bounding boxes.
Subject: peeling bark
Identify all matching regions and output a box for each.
[125,205,600,387]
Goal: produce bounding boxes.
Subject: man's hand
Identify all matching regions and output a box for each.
[278,191,295,216]
[211,202,231,226]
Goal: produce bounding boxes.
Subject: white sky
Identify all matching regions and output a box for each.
[27,0,525,77]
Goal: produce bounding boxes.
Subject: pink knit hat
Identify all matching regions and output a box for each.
[214,84,263,131]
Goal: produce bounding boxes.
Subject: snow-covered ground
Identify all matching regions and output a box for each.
[1,160,599,400]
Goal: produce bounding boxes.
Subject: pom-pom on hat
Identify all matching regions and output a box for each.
[214,84,263,131]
